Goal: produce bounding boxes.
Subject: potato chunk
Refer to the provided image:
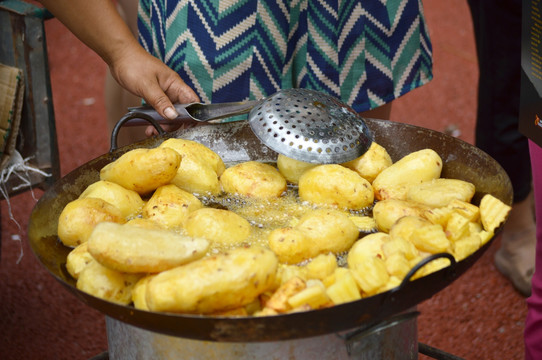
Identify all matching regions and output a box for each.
[159,138,225,176]
[341,142,393,183]
[298,164,374,210]
[372,199,430,233]
[76,261,141,305]
[66,242,96,279]
[87,222,209,273]
[406,178,475,207]
[220,161,287,198]
[268,209,359,264]
[146,246,278,314]
[79,180,145,219]
[276,154,317,184]
[58,197,125,247]
[372,149,442,201]
[142,184,202,229]
[184,208,252,246]
[100,147,181,195]
[159,138,225,195]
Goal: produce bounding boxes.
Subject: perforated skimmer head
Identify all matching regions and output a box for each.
[248,88,374,164]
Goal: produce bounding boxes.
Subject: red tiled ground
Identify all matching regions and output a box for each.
[0,1,527,359]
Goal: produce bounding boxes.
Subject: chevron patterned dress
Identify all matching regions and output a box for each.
[138,0,433,112]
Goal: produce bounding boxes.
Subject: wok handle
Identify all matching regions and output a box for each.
[385,253,457,303]
[109,111,166,152]
[400,253,457,288]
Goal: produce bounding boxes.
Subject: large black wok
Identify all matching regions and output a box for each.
[28,119,512,342]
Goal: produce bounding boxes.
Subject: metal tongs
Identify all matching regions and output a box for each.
[125,100,261,125]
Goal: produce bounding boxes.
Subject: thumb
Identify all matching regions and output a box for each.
[144,87,180,120]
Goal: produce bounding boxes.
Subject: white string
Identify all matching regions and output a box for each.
[1,150,52,263]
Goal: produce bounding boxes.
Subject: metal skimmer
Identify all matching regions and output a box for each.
[247,89,373,164]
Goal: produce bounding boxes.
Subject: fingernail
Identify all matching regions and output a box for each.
[164,107,178,119]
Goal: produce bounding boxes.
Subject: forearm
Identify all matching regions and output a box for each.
[38,0,142,66]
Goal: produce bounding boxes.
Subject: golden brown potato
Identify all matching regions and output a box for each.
[269,209,359,264]
[87,222,209,273]
[79,180,145,219]
[159,138,225,176]
[100,147,181,195]
[390,216,451,254]
[276,154,317,184]
[372,198,430,233]
[406,178,475,207]
[220,161,287,198]
[146,246,278,314]
[132,275,155,310]
[160,138,225,195]
[172,156,222,195]
[348,255,389,295]
[341,142,393,183]
[267,227,309,264]
[347,232,389,264]
[142,184,203,229]
[184,208,252,246]
[303,253,338,281]
[58,197,125,247]
[76,261,142,305]
[66,242,96,279]
[479,194,511,233]
[372,149,443,201]
[298,164,374,210]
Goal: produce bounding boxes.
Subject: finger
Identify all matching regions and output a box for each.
[143,84,179,120]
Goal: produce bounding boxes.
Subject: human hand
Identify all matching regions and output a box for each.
[108,46,201,135]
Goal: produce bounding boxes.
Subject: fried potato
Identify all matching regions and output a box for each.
[372,198,430,233]
[406,178,475,207]
[324,268,361,304]
[264,276,306,312]
[268,227,310,265]
[87,222,209,273]
[479,194,511,233]
[79,180,145,219]
[372,149,442,201]
[348,232,388,263]
[142,184,203,229]
[287,280,332,310]
[385,252,411,278]
[268,209,359,264]
[100,147,181,195]
[390,216,450,254]
[220,161,287,198]
[348,255,389,295]
[76,260,142,305]
[58,197,125,247]
[132,275,155,311]
[298,164,374,210]
[159,138,225,176]
[303,253,338,281]
[146,246,278,314]
[276,154,317,184]
[171,156,222,195]
[382,237,419,260]
[341,142,393,183]
[296,209,360,253]
[184,208,251,246]
[66,242,96,279]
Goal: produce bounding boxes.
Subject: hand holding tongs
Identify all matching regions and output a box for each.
[123,100,261,126]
